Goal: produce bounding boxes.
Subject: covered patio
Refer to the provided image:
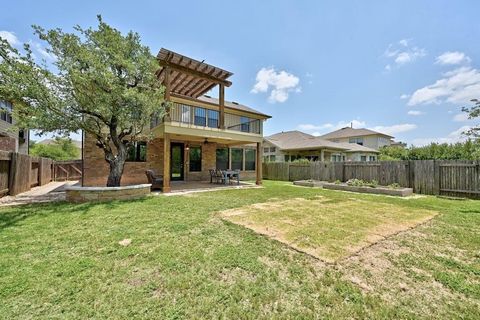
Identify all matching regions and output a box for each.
[156,180,261,195]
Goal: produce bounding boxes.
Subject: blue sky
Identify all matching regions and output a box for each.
[1,0,479,145]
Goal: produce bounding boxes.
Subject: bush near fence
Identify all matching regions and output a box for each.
[263,160,480,199]
[0,150,81,197]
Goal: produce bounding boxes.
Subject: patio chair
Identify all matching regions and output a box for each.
[214,169,226,184]
[145,170,163,190]
[229,169,240,185]
[209,169,216,183]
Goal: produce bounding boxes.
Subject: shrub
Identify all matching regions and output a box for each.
[334,179,342,184]
[388,183,401,189]
[368,180,378,188]
[346,179,365,187]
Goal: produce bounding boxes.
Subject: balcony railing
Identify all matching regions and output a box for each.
[151,102,261,134]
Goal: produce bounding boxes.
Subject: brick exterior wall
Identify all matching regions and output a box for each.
[83,134,258,187]
[0,136,16,152]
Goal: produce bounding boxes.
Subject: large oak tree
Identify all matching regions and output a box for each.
[0,16,165,186]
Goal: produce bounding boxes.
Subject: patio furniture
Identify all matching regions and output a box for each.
[214,169,226,184]
[145,170,163,190]
[223,169,240,185]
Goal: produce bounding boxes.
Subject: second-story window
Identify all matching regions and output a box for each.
[349,137,364,145]
[194,108,206,126]
[179,104,191,123]
[207,109,219,128]
[0,101,13,124]
[240,117,250,133]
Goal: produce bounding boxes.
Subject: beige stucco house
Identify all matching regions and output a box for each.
[83,49,270,191]
[263,131,379,162]
[0,100,29,154]
[318,127,393,150]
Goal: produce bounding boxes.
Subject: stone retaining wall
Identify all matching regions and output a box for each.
[66,184,151,203]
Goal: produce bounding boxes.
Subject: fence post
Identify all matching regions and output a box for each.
[433,160,440,195]
[287,163,291,181]
[8,152,17,195]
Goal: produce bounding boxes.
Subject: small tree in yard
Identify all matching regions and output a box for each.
[463,99,480,139]
[0,16,165,186]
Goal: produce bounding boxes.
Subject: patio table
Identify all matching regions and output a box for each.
[222,170,240,185]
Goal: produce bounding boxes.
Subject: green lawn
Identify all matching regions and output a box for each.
[1,181,479,319]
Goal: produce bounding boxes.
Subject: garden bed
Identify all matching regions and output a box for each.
[323,182,413,197]
[293,180,328,188]
[65,184,151,203]
[294,179,413,197]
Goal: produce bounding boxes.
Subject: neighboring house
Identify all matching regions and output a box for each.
[263,131,379,162]
[83,48,271,191]
[0,100,29,154]
[319,126,393,150]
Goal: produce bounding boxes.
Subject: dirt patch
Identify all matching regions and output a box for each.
[219,197,438,263]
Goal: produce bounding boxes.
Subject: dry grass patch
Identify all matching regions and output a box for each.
[220,197,438,263]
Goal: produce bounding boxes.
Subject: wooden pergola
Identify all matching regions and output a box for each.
[156,48,233,130]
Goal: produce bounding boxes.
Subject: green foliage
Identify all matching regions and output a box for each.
[462,99,480,138]
[0,16,166,186]
[30,137,80,160]
[346,179,380,188]
[334,179,341,184]
[292,158,311,164]
[388,182,401,189]
[379,139,480,160]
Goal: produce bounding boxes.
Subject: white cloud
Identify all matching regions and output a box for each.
[251,67,300,103]
[400,94,410,99]
[370,124,417,136]
[298,120,416,138]
[408,110,424,116]
[435,51,471,65]
[411,126,471,146]
[0,31,20,46]
[29,41,56,61]
[384,39,426,69]
[408,66,480,106]
[453,113,469,122]
[297,120,366,135]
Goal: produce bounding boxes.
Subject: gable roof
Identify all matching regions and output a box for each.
[319,127,394,139]
[264,130,378,153]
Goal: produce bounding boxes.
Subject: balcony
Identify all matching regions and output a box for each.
[151,102,262,135]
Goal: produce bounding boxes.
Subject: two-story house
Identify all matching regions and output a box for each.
[83,49,270,191]
[0,100,29,154]
[318,126,393,150]
[263,131,379,163]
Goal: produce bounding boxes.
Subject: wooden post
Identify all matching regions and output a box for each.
[433,160,440,195]
[164,67,171,101]
[163,133,171,193]
[256,142,262,185]
[219,84,225,129]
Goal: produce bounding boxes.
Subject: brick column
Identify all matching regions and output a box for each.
[163,134,171,193]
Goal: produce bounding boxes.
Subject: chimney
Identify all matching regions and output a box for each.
[350,122,353,128]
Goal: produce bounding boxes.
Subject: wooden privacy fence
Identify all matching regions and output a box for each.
[263,160,480,199]
[0,151,82,197]
[53,160,82,181]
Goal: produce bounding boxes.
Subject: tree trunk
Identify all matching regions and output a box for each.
[106,157,126,187]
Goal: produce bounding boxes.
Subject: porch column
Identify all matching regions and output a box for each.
[219,84,225,129]
[256,142,262,185]
[320,149,325,162]
[163,133,171,193]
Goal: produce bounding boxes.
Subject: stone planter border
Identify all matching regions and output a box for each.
[65,184,152,203]
[293,180,413,197]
